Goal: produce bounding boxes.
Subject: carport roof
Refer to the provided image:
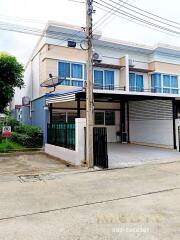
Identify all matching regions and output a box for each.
[46,88,176,104]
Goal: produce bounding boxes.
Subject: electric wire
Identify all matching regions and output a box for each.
[93,0,134,32]
[94,1,180,36]
[101,0,180,31]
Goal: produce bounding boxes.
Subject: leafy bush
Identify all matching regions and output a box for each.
[0,116,43,148]
[4,116,20,130]
[11,131,42,148]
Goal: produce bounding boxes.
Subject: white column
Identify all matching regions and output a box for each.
[125,54,129,92]
[75,118,86,160]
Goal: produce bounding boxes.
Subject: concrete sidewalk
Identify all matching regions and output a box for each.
[0,161,180,239]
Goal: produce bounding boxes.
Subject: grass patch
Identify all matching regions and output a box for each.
[0,140,24,153]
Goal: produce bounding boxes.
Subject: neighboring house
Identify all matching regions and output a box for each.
[11,105,22,122]
[12,21,180,165]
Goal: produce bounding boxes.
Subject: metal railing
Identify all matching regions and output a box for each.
[47,123,75,150]
[93,84,179,94]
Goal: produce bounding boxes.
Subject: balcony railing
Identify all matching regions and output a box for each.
[93,84,126,91]
[92,84,179,94]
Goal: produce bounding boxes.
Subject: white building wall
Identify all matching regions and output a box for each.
[31,53,40,99]
[11,62,33,109]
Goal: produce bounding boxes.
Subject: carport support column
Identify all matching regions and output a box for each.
[77,95,81,118]
[173,99,177,149]
[120,100,126,142]
[49,103,53,124]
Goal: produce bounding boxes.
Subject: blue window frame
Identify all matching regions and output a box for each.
[163,75,170,93]
[104,70,114,90]
[58,62,70,79]
[58,61,86,87]
[94,69,115,89]
[151,73,179,94]
[94,70,103,89]
[129,73,143,92]
[151,73,161,93]
[71,63,83,79]
[163,75,178,94]
[72,80,83,87]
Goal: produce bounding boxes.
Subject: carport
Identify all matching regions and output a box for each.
[46,90,179,168]
[108,143,180,168]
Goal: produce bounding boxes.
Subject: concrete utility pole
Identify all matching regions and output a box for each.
[86,0,94,168]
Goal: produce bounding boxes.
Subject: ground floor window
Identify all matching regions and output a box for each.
[52,111,77,124]
[94,111,115,125]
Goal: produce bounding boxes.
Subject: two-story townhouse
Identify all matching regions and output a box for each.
[14,21,180,166]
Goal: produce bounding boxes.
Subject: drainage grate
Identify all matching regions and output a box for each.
[18,175,42,183]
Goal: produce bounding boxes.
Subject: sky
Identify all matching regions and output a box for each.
[1,0,180,64]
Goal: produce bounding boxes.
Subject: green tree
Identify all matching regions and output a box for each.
[0,52,24,112]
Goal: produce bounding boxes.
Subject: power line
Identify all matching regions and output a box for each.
[93,3,180,51]
[101,0,180,31]
[93,0,133,32]
[115,0,180,27]
[0,20,86,45]
[93,0,128,31]
[94,1,180,36]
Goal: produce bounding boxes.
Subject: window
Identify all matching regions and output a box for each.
[72,80,83,87]
[151,73,178,94]
[94,111,115,125]
[71,63,83,79]
[52,112,66,124]
[52,111,77,124]
[94,69,115,89]
[129,73,143,92]
[105,111,115,125]
[58,61,86,86]
[151,73,161,93]
[58,62,70,79]
[94,70,103,89]
[163,75,178,94]
[95,112,104,125]
[104,70,114,90]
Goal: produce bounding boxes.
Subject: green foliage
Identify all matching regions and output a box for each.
[0,116,43,148]
[12,126,43,148]
[0,52,24,112]
[0,140,24,153]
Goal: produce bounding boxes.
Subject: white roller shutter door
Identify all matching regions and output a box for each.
[129,100,174,148]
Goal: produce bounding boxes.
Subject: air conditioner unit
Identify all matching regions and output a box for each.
[128,59,135,67]
[22,96,30,106]
[93,52,102,63]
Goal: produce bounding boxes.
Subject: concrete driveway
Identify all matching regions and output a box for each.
[0,160,180,239]
[108,143,180,168]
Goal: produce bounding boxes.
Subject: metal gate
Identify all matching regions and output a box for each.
[93,127,108,168]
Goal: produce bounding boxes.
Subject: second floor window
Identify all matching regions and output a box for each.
[151,73,161,93]
[129,73,143,92]
[94,69,114,90]
[163,75,178,94]
[58,61,85,87]
[151,73,178,94]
